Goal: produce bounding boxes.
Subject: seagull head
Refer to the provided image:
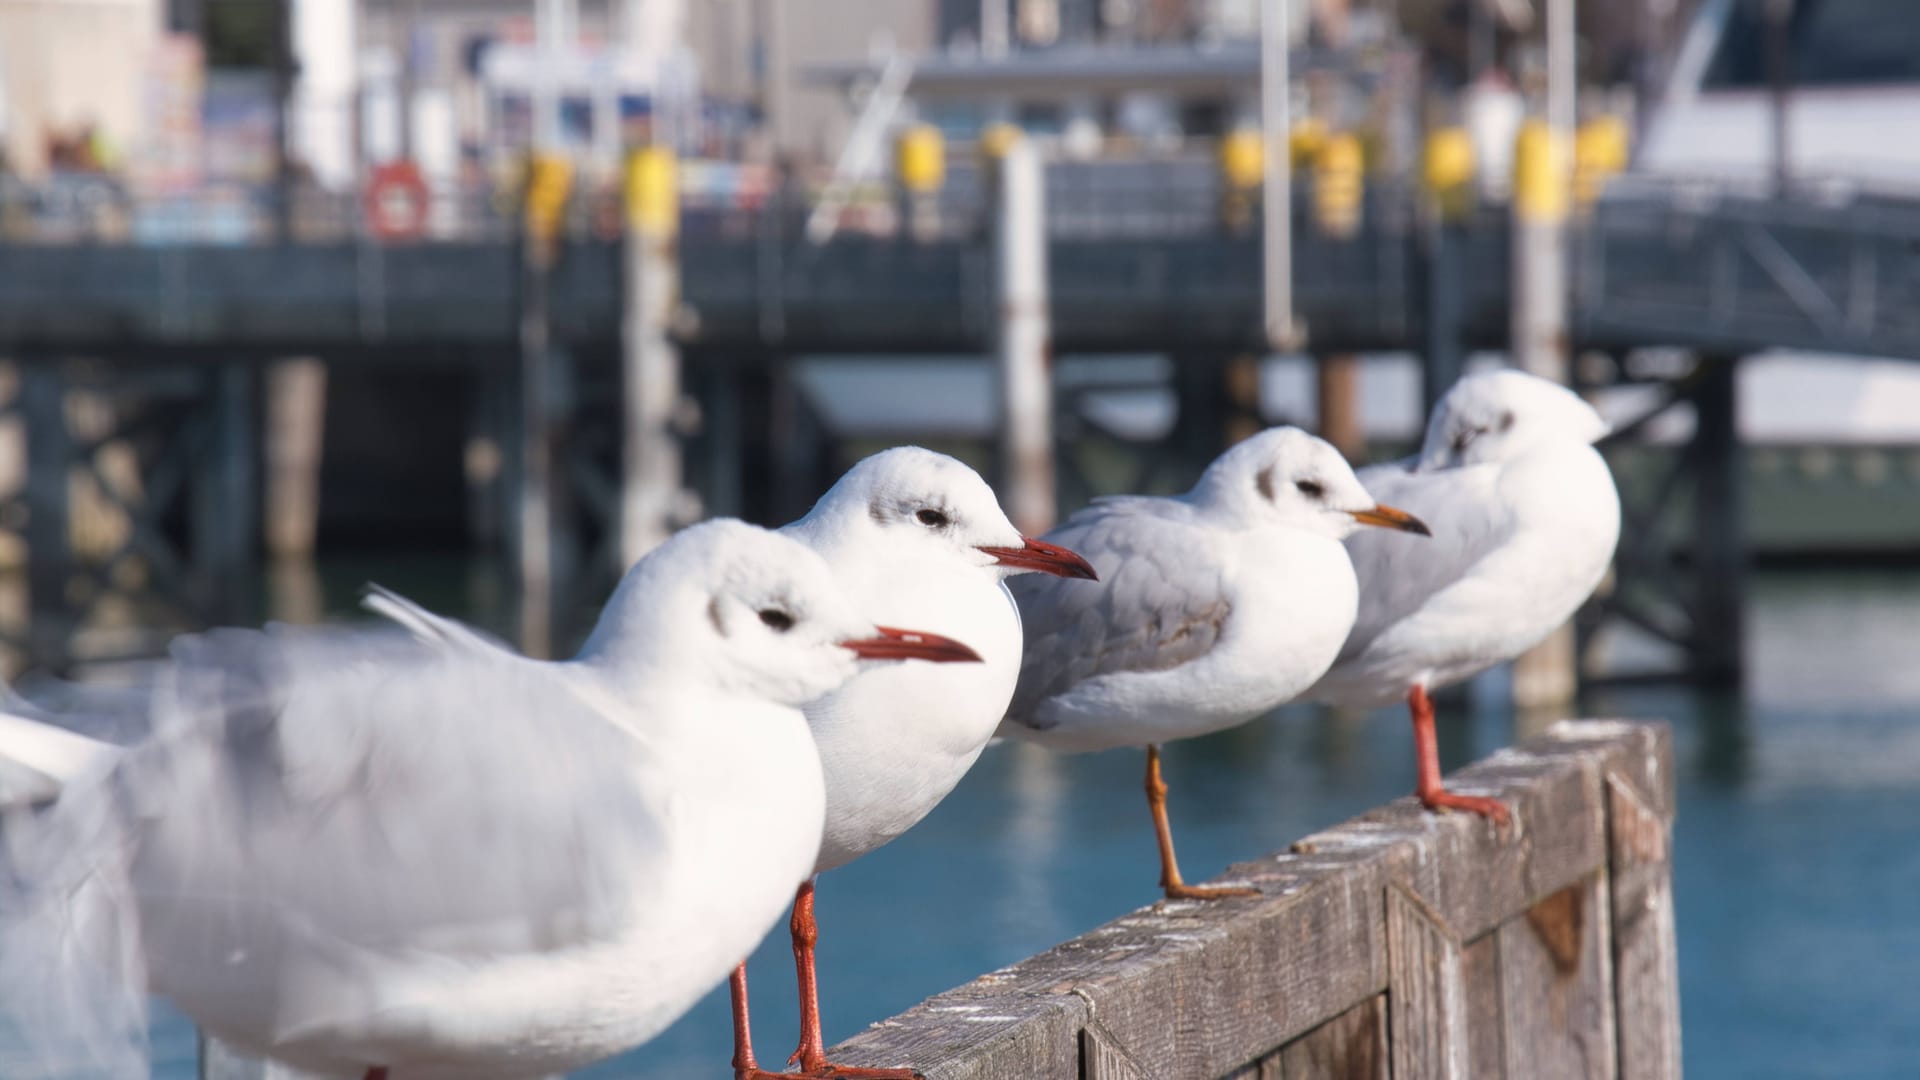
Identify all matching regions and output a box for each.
[1195,426,1431,541]
[580,519,983,707]
[790,446,1096,582]
[1418,369,1610,470]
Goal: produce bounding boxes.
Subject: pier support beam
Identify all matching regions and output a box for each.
[263,358,326,561]
[1691,355,1745,682]
[22,364,71,673]
[517,240,556,657]
[1316,354,1364,459]
[192,363,258,627]
[993,137,1055,535]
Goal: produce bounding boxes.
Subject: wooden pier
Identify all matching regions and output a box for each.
[818,720,1679,1080]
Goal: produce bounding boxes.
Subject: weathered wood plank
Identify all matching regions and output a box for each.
[1608,773,1683,1080]
[1386,884,1468,1080]
[827,975,1088,1080]
[1056,845,1390,1079]
[825,722,1675,1080]
[1496,871,1619,1080]
[1273,994,1388,1080]
[1460,931,1505,1080]
[1082,1020,1155,1080]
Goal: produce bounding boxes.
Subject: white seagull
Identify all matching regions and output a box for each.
[0,519,983,1080]
[1306,368,1620,822]
[997,428,1430,900]
[728,447,1096,1080]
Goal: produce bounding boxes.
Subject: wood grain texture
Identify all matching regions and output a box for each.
[1608,773,1683,1080]
[811,722,1676,1080]
[1496,872,1619,1080]
[1083,1020,1156,1080]
[1386,885,1468,1080]
[1461,932,1505,1080]
[1273,994,1389,1080]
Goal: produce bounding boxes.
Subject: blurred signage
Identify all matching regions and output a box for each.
[131,34,204,196]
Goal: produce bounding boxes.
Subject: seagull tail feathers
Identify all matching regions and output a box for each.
[0,763,151,1079]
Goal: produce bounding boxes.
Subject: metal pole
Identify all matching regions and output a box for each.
[1510,0,1578,707]
[993,138,1054,535]
[982,0,1010,57]
[1766,0,1794,196]
[620,147,685,569]
[271,0,294,242]
[1261,0,1296,350]
[1547,0,1576,142]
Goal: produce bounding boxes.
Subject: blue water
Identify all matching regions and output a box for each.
[112,566,1920,1079]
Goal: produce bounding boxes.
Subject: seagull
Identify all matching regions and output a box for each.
[728,447,1096,1080]
[997,427,1430,900]
[0,519,984,1080]
[1306,369,1620,822]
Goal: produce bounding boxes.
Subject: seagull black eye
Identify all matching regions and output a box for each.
[916,509,950,528]
[1294,479,1325,499]
[758,608,795,633]
[1498,410,1516,433]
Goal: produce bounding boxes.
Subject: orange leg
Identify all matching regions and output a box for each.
[1145,745,1257,901]
[364,1069,387,1080]
[728,881,920,1080]
[1409,685,1509,824]
[731,963,769,1079]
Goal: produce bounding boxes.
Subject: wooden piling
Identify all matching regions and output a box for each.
[823,721,1679,1080]
[263,358,326,561]
[1316,354,1364,460]
[992,137,1055,535]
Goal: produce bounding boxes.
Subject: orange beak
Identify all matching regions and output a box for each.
[977,537,1099,580]
[1349,503,1432,537]
[840,626,985,663]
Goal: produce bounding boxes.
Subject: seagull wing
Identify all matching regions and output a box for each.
[1337,458,1520,666]
[5,605,677,1066]
[1005,498,1232,727]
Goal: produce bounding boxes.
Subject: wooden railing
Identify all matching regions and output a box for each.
[822,720,1679,1080]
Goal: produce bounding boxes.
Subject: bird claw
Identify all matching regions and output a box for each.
[1420,789,1512,827]
[1161,881,1260,901]
[741,1065,922,1080]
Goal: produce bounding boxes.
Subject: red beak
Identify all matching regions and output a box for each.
[840,626,985,664]
[977,537,1099,581]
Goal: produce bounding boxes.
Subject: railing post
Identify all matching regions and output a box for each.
[992,136,1055,535]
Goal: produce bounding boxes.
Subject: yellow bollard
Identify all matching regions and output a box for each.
[524,152,575,247]
[1218,127,1265,191]
[895,124,947,194]
[1312,132,1365,238]
[1574,115,1629,208]
[625,145,679,238]
[1423,126,1476,221]
[1513,119,1570,226]
[1217,127,1264,234]
[1289,117,1327,171]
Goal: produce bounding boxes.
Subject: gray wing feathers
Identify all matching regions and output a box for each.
[1339,461,1513,661]
[1006,500,1230,726]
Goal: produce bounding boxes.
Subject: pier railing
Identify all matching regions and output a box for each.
[823,720,1679,1080]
